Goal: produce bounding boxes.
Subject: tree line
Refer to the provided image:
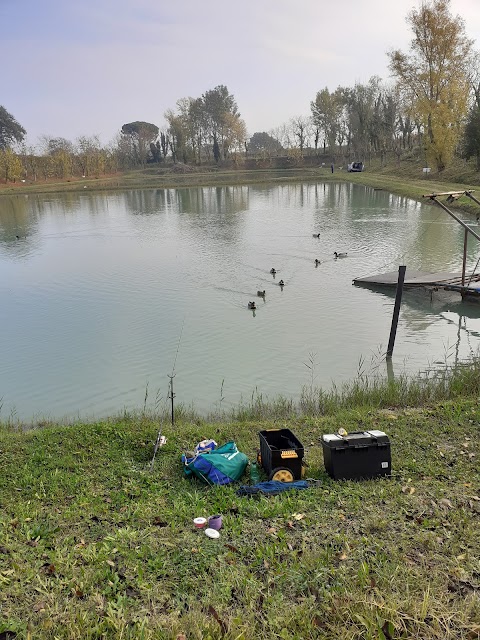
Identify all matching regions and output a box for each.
[2,0,480,181]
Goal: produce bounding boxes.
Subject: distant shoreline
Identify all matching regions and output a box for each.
[1,162,479,215]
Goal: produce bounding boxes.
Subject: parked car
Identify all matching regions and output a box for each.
[347,161,364,172]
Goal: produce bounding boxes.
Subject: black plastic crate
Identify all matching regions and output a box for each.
[321,430,391,480]
[259,428,304,480]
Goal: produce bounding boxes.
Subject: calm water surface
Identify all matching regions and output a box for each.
[1,182,480,421]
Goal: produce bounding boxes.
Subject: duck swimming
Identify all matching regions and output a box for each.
[270,268,277,275]
[257,290,266,297]
[248,301,256,310]
[334,252,348,258]
[312,233,320,238]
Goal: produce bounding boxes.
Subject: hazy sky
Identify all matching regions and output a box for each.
[2,0,480,148]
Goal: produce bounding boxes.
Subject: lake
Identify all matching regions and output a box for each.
[1,181,480,422]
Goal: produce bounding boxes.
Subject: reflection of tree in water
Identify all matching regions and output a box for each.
[282,183,308,209]
[29,192,109,219]
[0,192,110,256]
[313,182,399,217]
[122,189,166,216]
[310,182,416,248]
[123,187,250,219]
[316,181,349,213]
[173,186,250,246]
[0,195,37,252]
[121,185,250,250]
[122,183,249,211]
[175,186,249,217]
[313,181,357,214]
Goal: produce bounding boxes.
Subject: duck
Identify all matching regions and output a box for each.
[248,301,256,310]
[257,290,266,297]
[278,280,285,286]
[314,259,321,266]
[334,252,348,258]
[270,268,277,275]
[312,233,321,238]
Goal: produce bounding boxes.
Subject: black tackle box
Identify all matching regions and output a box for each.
[321,430,391,480]
[259,428,304,480]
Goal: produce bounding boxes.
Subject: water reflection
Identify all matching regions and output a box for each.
[367,285,480,322]
[120,185,251,218]
[122,189,167,215]
[0,195,31,240]
[0,192,113,256]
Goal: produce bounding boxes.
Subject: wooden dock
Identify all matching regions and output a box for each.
[354,190,480,301]
[353,270,480,299]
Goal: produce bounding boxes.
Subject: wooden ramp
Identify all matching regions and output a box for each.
[354,270,480,293]
[354,190,480,298]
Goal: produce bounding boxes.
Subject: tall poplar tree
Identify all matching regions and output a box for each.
[311,88,345,155]
[388,0,474,172]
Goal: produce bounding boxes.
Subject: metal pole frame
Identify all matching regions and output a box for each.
[423,191,480,289]
[462,228,469,286]
[423,192,480,243]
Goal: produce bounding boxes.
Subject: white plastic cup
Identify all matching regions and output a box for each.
[193,517,207,529]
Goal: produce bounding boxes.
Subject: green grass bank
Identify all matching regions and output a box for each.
[1,364,480,640]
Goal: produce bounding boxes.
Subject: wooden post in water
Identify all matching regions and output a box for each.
[386,266,406,358]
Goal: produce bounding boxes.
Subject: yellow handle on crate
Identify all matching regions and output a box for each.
[280,450,298,459]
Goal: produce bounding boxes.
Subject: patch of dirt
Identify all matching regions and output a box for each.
[168,163,197,174]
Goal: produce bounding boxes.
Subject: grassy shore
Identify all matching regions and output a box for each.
[0,166,344,196]
[1,365,480,640]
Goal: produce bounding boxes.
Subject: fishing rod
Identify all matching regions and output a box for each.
[150,316,186,471]
[167,315,185,427]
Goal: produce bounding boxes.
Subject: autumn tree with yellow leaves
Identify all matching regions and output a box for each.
[388,0,475,172]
